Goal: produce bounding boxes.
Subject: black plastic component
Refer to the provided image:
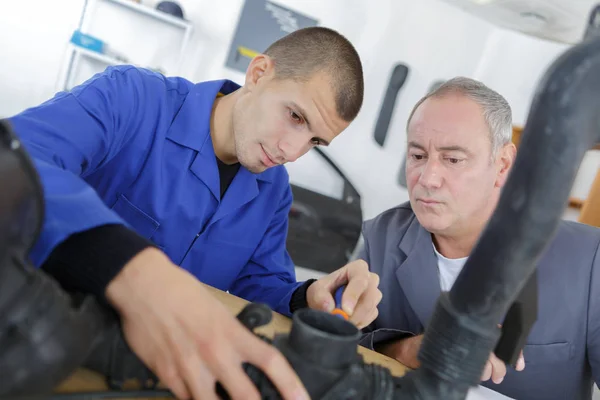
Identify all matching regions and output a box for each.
[374,63,409,147]
[584,4,600,40]
[494,270,538,367]
[287,148,362,273]
[0,121,109,398]
[217,304,401,400]
[236,302,273,330]
[83,311,159,391]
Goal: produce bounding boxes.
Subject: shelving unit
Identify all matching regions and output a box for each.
[103,0,190,29]
[61,44,124,90]
[73,45,123,66]
[57,0,193,91]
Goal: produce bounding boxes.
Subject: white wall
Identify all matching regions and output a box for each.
[471,28,600,220]
[472,28,568,126]
[324,0,499,219]
[0,0,84,117]
[1,0,597,222]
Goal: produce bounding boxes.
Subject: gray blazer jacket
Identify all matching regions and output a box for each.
[358,202,600,400]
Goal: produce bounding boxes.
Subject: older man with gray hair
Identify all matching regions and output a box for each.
[359,76,600,400]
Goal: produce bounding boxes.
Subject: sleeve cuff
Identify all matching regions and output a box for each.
[40,223,155,302]
[289,278,318,313]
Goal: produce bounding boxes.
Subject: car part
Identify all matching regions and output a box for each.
[0,121,109,398]
[287,148,363,273]
[374,63,410,147]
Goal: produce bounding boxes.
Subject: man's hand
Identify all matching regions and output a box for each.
[377,334,525,384]
[305,259,381,329]
[481,351,525,384]
[479,323,525,384]
[376,334,423,369]
[106,247,309,400]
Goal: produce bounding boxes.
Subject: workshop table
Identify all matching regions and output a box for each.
[53,284,409,399]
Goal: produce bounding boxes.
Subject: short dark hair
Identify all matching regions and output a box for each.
[263,27,364,122]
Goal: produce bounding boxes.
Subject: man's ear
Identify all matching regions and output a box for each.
[244,54,275,90]
[495,143,517,188]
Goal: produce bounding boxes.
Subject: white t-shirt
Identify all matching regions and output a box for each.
[433,244,468,291]
[432,246,515,400]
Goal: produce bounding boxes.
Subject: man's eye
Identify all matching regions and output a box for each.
[412,154,425,160]
[290,111,303,124]
[447,158,461,164]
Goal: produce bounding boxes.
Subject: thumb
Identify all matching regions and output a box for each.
[308,280,336,312]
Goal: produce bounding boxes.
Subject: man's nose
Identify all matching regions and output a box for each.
[418,159,443,189]
[278,134,309,163]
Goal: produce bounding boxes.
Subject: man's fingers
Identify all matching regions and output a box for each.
[242,334,308,400]
[309,280,336,312]
[155,360,191,400]
[136,322,190,400]
[341,261,371,315]
[356,306,379,329]
[196,326,261,400]
[171,321,216,400]
[210,348,260,400]
[516,351,525,371]
[215,365,262,400]
[350,276,381,327]
[481,360,493,382]
[180,352,219,400]
[489,353,507,384]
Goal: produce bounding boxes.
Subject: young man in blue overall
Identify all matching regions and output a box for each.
[8,27,381,400]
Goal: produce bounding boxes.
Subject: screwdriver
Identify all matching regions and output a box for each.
[331,284,349,320]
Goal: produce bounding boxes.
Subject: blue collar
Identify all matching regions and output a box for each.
[166,79,277,183]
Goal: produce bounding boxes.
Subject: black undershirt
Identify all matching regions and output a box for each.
[215,157,240,198]
[40,157,311,312]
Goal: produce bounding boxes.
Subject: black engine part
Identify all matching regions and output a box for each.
[0,121,109,398]
[217,303,402,400]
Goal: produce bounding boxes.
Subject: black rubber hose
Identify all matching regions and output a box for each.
[0,121,110,398]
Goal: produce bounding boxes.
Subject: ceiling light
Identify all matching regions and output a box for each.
[520,10,548,28]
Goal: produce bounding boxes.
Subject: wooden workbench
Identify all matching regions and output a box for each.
[53,285,408,399]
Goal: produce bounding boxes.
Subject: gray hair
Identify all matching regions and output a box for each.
[407,77,513,155]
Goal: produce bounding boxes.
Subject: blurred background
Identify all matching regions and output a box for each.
[2,0,599,317]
